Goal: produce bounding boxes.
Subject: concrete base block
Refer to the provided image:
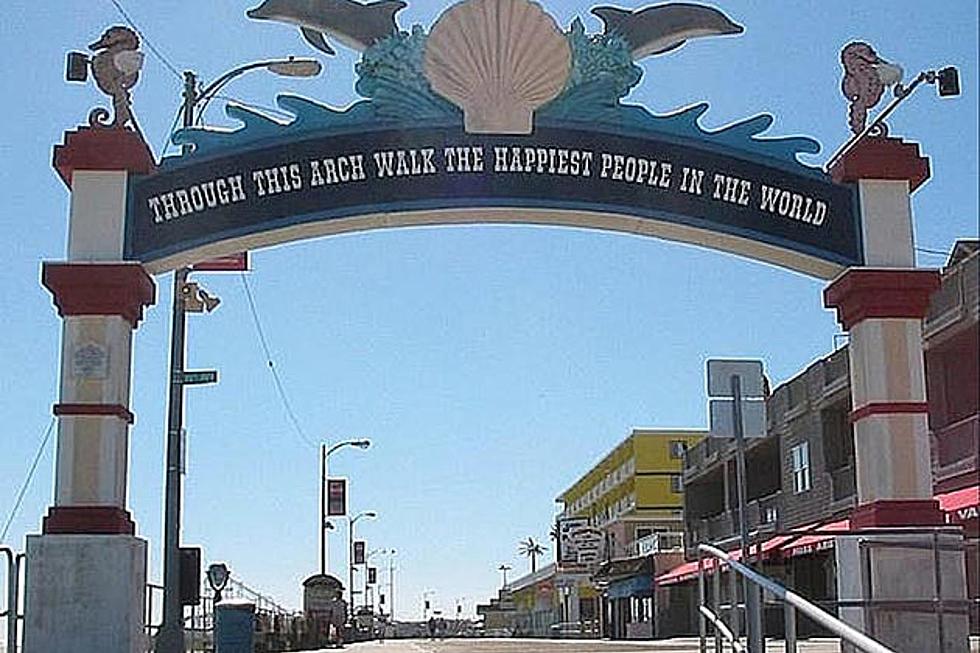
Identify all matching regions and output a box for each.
[23,533,148,653]
[836,529,970,653]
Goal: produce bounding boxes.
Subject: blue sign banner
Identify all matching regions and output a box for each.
[126,123,860,268]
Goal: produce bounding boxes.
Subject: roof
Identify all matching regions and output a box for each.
[947,240,979,268]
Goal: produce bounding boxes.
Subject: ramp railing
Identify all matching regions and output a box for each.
[0,547,24,653]
[697,542,896,653]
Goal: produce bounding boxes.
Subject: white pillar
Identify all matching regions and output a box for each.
[24,125,156,653]
[826,137,969,653]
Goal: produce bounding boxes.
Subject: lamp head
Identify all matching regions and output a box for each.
[353,439,371,449]
[267,57,322,78]
[937,66,961,97]
[66,52,90,82]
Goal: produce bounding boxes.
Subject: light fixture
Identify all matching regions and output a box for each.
[267,57,322,78]
[66,52,90,82]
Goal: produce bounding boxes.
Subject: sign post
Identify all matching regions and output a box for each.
[707,359,766,653]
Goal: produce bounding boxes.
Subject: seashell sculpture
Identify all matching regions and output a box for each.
[423,0,572,134]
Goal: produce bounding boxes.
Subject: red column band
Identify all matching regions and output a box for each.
[42,506,136,535]
[42,263,156,328]
[824,268,940,330]
[849,401,930,423]
[54,403,135,424]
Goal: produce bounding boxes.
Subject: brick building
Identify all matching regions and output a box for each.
[662,241,979,635]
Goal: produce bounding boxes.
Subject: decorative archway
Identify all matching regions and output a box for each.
[25,2,958,651]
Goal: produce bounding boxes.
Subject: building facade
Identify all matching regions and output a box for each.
[558,428,707,560]
[670,241,979,635]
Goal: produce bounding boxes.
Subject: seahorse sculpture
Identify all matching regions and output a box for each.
[88,26,144,129]
[840,42,902,135]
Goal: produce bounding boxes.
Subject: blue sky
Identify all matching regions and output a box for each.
[1,0,977,621]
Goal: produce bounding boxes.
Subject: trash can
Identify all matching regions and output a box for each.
[215,599,256,653]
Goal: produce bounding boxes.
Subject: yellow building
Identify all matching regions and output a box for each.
[556,428,706,559]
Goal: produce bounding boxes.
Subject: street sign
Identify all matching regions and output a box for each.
[557,517,589,565]
[707,359,765,398]
[709,399,767,438]
[326,478,347,516]
[353,541,366,565]
[368,567,377,585]
[180,369,218,386]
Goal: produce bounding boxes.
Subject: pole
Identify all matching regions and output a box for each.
[320,444,327,575]
[731,374,763,652]
[389,554,395,621]
[348,519,355,621]
[157,71,196,653]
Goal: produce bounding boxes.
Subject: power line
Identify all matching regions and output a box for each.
[239,273,318,450]
[105,0,183,81]
[1,418,56,544]
[915,246,950,257]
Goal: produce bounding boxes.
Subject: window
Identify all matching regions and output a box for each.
[670,474,683,493]
[669,440,688,459]
[791,441,812,493]
[764,506,778,524]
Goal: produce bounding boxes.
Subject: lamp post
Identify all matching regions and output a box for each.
[498,564,512,590]
[321,440,371,576]
[386,549,397,620]
[348,511,377,619]
[365,548,392,611]
[156,56,321,653]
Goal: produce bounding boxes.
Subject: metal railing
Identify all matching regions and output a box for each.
[0,547,24,653]
[697,542,896,653]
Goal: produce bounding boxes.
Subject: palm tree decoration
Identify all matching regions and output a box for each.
[518,537,547,573]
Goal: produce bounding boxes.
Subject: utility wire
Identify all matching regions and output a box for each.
[239,273,317,450]
[157,105,184,158]
[105,0,183,81]
[0,418,56,544]
[915,246,950,257]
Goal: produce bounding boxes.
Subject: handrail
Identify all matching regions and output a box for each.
[698,543,897,653]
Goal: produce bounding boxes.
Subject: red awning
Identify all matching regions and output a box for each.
[658,485,979,588]
[781,519,850,558]
[938,485,979,524]
[655,520,849,587]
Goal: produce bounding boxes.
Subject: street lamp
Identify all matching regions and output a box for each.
[321,439,371,576]
[348,511,377,618]
[157,56,321,653]
[365,548,392,612]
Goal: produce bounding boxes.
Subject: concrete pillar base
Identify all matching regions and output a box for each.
[836,529,970,653]
[23,533,148,653]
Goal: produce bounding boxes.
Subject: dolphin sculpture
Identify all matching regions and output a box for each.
[247,0,407,55]
[591,3,743,60]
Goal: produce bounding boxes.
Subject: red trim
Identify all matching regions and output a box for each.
[42,506,135,535]
[851,499,945,528]
[824,268,940,330]
[42,263,156,328]
[54,403,135,425]
[193,252,250,272]
[850,401,930,423]
[53,126,156,189]
[830,137,931,192]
